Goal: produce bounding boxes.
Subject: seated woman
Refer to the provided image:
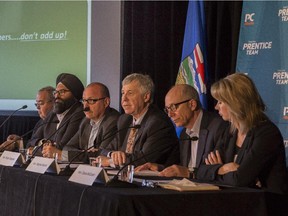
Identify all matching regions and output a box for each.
[196,73,288,194]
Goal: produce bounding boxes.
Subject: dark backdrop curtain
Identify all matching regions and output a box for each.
[0,114,40,143]
[121,1,243,111]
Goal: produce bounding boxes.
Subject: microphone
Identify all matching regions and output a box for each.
[180,136,199,141]
[0,105,28,129]
[0,120,59,152]
[106,138,175,188]
[23,107,87,166]
[60,124,142,176]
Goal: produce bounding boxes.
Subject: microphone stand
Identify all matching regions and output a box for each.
[179,136,199,141]
[105,139,178,188]
[60,124,141,176]
[105,136,199,187]
[0,105,28,129]
[22,107,86,168]
[0,120,59,152]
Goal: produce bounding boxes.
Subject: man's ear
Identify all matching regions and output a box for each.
[104,97,110,108]
[189,99,197,111]
[143,92,151,103]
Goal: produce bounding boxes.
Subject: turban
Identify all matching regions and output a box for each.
[56,73,84,100]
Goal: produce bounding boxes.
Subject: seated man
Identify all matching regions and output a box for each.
[0,86,55,151]
[28,73,85,156]
[100,73,179,167]
[135,84,227,178]
[43,82,120,162]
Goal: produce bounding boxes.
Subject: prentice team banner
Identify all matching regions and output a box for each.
[236,1,288,164]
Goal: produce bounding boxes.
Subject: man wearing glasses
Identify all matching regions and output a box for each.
[43,82,120,161]
[34,86,55,120]
[28,73,85,156]
[0,86,55,151]
[135,84,227,178]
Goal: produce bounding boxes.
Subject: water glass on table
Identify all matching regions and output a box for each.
[89,157,102,167]
[120,165,134,183]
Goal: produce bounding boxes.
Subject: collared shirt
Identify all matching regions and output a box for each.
[186,110,203,171]
[61,116,104,161]
[56,108,70,129]
[107,108,148,158]
[133,108,148,126]
[37,107,72,147]
[129,108,148,140]
[88,116,104,148]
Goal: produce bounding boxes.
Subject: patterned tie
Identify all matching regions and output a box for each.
[125,128,138,154]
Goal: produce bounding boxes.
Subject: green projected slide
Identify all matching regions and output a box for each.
[0,1,89,110]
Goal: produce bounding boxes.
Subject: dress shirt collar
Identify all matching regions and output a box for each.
[133,109,148,126]
[90,116,104,128]
[186,110,203,137]
[56,107,71,123]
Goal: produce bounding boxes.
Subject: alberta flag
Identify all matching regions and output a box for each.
[176,0,208,109]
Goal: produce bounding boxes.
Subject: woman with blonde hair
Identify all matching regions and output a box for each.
[196,73,288,194]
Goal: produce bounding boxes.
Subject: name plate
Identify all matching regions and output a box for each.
[26,156,60,174]
[0,151,22,166]
[69,165,109,186]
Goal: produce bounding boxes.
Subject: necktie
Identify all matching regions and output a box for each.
[125,128,138,154]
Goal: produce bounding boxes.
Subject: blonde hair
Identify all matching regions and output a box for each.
[211,73,266,133]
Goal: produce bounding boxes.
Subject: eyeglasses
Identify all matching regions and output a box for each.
[81,97,106,105]
[164,99,192,114]
[53,89,70,96]
[34,101,52,107]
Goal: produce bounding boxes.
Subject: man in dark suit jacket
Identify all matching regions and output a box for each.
[179,111,227,171]
[0,86,55,151]
[27,73,85,157]
[100,73,179,167]
[135,84,227,178]
[59,82,120,161]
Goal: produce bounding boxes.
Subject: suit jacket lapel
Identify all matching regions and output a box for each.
[196,129,208,167]
[133,120,145,148]
[225,132,237,162]
[82,122,92,149]
[235,130,252,164]
[195,112,210,167]
[180,132,191,167]
[130,107,151,149]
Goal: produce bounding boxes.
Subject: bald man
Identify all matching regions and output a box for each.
[136,84,227,178]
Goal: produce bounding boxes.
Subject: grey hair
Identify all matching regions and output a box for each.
[38,86,55,102]
[122,73,155,103]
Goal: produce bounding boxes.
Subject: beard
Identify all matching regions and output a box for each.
[53,97,77,114]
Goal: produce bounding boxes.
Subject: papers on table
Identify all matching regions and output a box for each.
[157,178,220,191]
